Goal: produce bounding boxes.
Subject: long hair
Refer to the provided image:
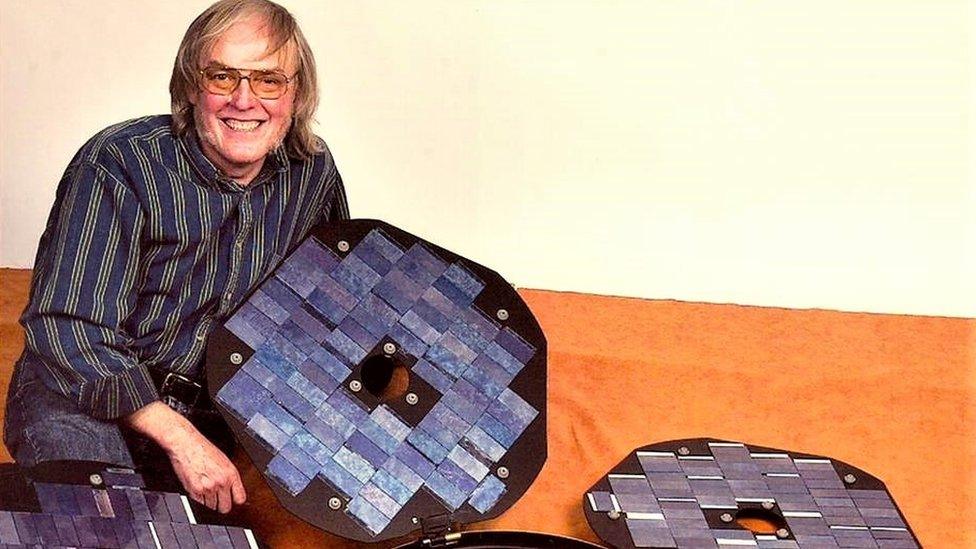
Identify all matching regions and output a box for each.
[169,0,321,158]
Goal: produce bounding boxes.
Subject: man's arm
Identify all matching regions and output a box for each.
[22,153,245,511]
[125,403,245,513]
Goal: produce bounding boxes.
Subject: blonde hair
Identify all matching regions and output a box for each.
[169,0,321,158]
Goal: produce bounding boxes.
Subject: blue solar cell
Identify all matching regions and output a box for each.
[276,257,317,299]
[247,413,290,452]
[144,492,171,522]
[424,471,466,511]
[217,372,269,421]
[53,515,79,546]
[334,446,376,483]
[431,276,471,310]
[384,458,426,493]
[270,452,312,493]
[326,328,367,365]
[406,428,450,464]
[360,483,400,519]
[308,346,351,382]
[359,419,400,455]
[425,344,467,380]
[437,459,478,495]
[337,316,379,353]
[411,299,452,333]
[457,437,495,470]
[209,525,233,548]
[32,514,57,545]
[319,459,364,499]
[374,269,424,314]
[396,245,446,287]
[475,413,516,448]
[497,388,538,432]
[281,440,323,479]
[346,431,389,469]
[389,323,428,358]
[74,517,99,547]
[419,414,464,451]
[250,289,290,325]
[261,400,302,436]
[350,294,399,338]
[295,236,342,271]
[108,489,132,520]
[419,286,459,321]
[124,490,151,521]
[361,229,404,263]
[372,469,414,506]
[461,357,508,399]
[296,359,341,395]
[330,260,374,300]
[348,496,390,534]
[447,446,489,482]
[225,313,265,349]
[483,342,524,376]
[366,408,406,442]
[429,403,471,439]
[304,416,345,452]
[326,389,370,425]
[494,327,535,363]
[288,307,330,343]
[442,380,491,424]
[252,344,295,380]
[352,243,394,276]
[307,287,348,326]
[412,358,453,394]
[0,512,19,544]
[399,310,440,344]
[313,401,357,439]
[393,443,436,479]
[443,263,483,298]
[273,381,316,419]
[262,278,303,315]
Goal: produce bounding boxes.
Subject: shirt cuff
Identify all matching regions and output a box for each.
[77,366,160,420]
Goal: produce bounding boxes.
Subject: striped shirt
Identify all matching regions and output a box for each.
[18,115,349,419]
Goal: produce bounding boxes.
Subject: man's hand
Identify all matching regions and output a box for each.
[125,402,246,513]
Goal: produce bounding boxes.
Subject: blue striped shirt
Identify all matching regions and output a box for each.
[19,115,349,419]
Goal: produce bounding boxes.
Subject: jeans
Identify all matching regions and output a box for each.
[3,353,234,473]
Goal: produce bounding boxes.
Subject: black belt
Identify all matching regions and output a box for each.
[148,368,212,415]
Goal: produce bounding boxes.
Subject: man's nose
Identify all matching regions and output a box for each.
[230,78,258,109]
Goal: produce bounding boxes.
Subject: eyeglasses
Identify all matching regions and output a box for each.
[198,66,294,100]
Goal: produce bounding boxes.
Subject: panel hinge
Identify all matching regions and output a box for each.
[419,513,460,547]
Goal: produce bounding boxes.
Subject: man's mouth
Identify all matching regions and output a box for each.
[222,119,263,132]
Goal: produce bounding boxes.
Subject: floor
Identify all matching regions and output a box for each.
[0,267,972,547]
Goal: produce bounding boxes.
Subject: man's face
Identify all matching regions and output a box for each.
[191,16,297,181]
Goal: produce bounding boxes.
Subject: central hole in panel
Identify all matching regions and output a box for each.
[361,354,409,401]
[734,508,785,535]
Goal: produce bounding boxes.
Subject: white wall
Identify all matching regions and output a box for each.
[1,1,972,317]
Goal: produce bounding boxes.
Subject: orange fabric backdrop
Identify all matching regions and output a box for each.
[1,269,973,547]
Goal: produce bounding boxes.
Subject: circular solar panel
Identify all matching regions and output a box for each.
[583,438,920,548]
[206,219,547,542]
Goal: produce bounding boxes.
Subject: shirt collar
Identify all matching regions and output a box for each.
[178,130,290,192]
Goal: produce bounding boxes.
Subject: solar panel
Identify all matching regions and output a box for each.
[0,462,260,548]
[583,438,920,548]
[206,219,547,542]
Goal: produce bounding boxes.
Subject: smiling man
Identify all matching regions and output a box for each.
[3,0,347,514]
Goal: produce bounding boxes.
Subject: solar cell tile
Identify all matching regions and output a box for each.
[52,514,79,547]
[360,483,400,519]
[493,327,536,363]
[406,428,450,464]
[347,496,389,534]
[462,427,506,463]
[345,431,389,469]
[411,358,453,394]
[436,459,478,495]
[384,457,426,492]
[372,469,414,506]
[424,471,466,511]
[268,454,312,495]
[334,446,376,483]
[318,459,364,499]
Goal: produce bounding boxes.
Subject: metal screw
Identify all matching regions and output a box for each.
[677,446,691,456]
[349,380,362,392]
[720,513,733,523]
[337,240,350,252]
[411,517,419,524]
[497,466,509,479]
[406,392,419,405]
[328,497,342,510]
[89,474,103,486]
[607,510,621,520]
[761,500,775,511]
[776,528,790,539]
[383,342,397,355]
[496,309,509,321]
[229,352,243,365]
[843,474,857,485]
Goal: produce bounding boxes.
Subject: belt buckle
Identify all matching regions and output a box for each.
[159,372,201,415]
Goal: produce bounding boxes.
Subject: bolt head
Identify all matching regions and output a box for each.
[496,309,509,321]
[761,500,775,510]
[349,380,362,392]
[677,446,691,456]
[843,473,857,484]
[776,528,790,539]
[607,510,621,520]
[720,512,733,523]
[406,392,419,405]
[383,342,397,355]
[89,474,103,486]
[497,466,509,479]
[328,497,342,510]
[229,352,243,365]
[337,240,350,252]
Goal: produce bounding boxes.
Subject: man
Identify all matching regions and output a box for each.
[3,0,347,515]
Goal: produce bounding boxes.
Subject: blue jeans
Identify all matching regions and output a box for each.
[3,354,138,467]
[4,354,234,472]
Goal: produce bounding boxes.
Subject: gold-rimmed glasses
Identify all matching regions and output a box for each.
[198,66,294,100]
